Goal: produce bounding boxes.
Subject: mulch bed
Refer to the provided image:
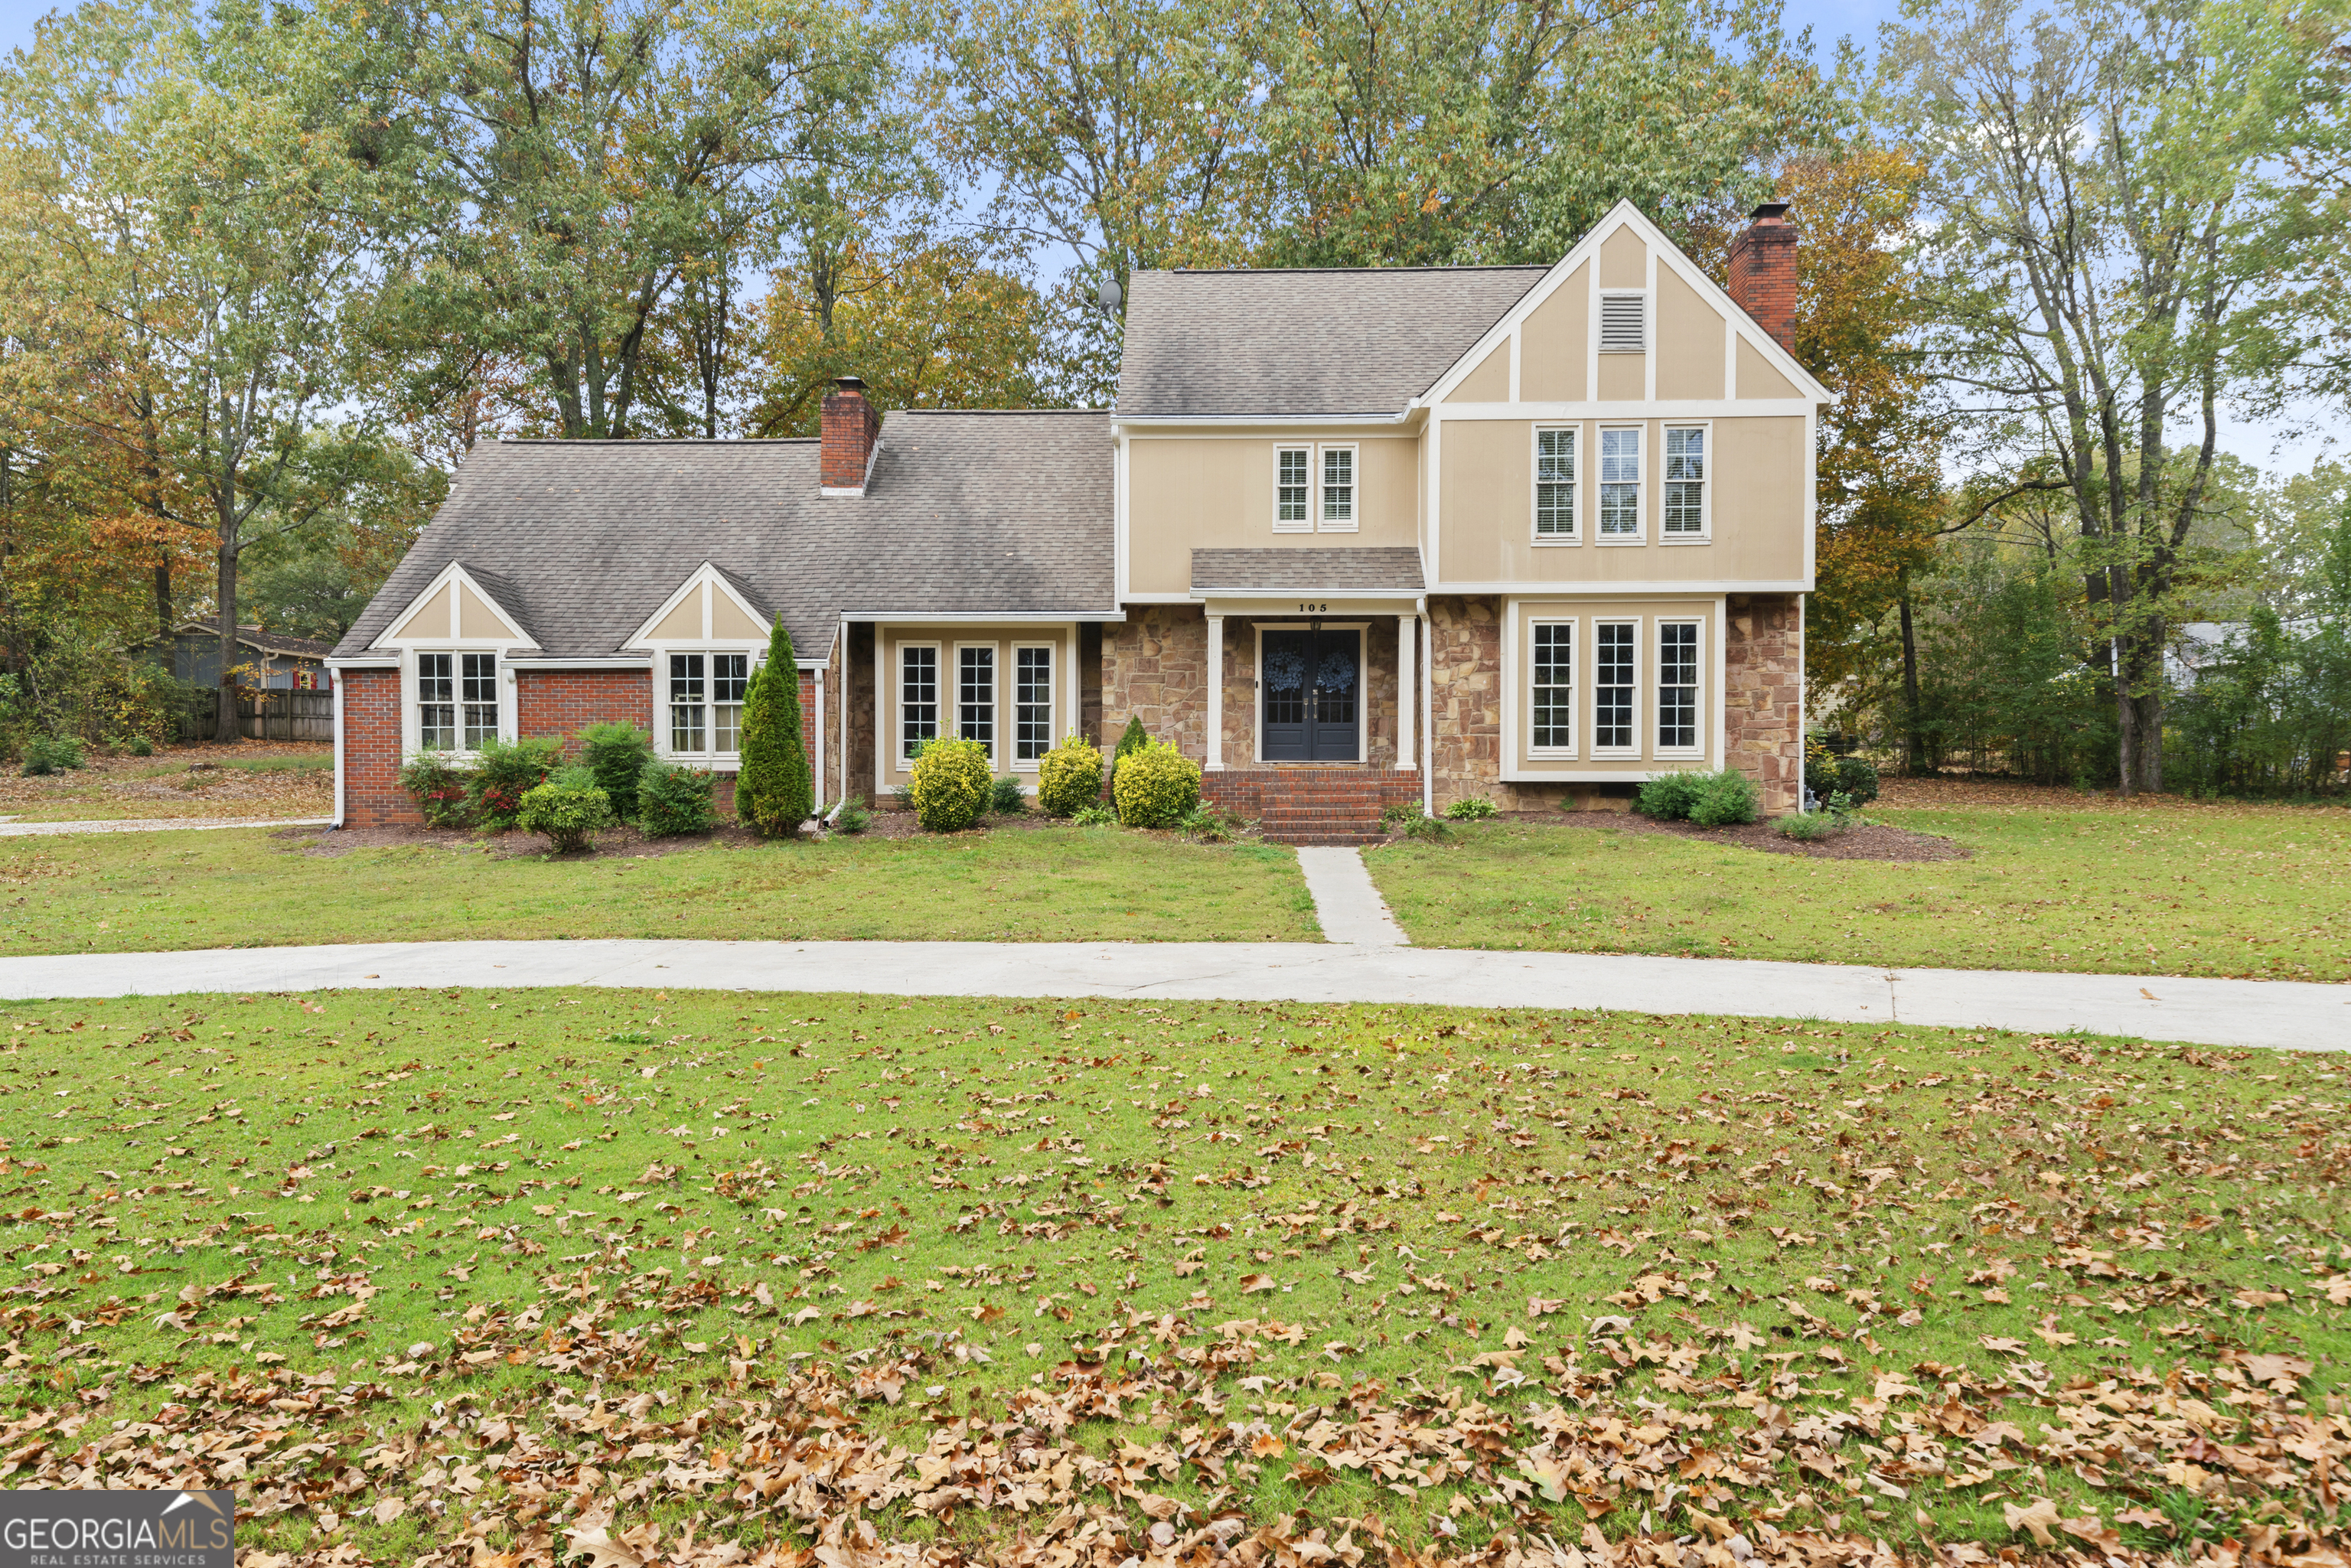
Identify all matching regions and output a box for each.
[287,807,1071,860]
[1460,807,1972,863]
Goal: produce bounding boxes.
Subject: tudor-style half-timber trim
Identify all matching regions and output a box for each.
[370,561,538,764]
[374,560,537,651]
[624,562,781,770]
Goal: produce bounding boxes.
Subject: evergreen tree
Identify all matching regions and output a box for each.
[737,618,814,836]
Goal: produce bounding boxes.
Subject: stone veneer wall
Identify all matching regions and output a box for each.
[1427,596,1508,810]
[846,623,877,801]
[1104,606,1404,768]
[1725,593,1803,814]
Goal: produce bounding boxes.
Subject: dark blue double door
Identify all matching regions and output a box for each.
[1260,627,1360,761]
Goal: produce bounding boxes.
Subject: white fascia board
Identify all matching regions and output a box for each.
[1436,579,1812,595]
[1191,588,1423,601]
[1439,399,1815,420]
[1109,412,1417,429]
[507,656,655,670]
[849,610,1127,624]
[325,656,399,670]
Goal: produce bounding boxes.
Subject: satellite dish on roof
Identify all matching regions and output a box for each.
[1095,272,1122,315]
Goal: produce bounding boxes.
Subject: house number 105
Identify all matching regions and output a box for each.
[1296,602,1329,613]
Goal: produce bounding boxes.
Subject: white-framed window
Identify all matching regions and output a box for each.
[1664,426,1708,538]
[1274,447,1312,533]
[1593,621,1638,753]
[419,651,498,752]
[1534,428,1577,539]
[1320,445,1356,531]
[957,644,996,755]
[1657,621,1701,753]
[1599,291,1648,353]
[1599,428,1642,539]
[1531,621,1574,752]
[667,652,749,755]
[1013,644,1054,764]
[901,644,939,758]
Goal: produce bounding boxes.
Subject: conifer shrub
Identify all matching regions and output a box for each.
[516,768,615,852]
[1112,738,1201,828]
[909,737,993,832]
[989,775,1027,815]
[579,722,654,819]
[636,759,717,836]
[20,735,85,775]
[468,737,562,829]
[736,620,812,836]
[1036,735,1104,817]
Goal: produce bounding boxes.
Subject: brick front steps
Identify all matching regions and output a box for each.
[1202,768,1422,846]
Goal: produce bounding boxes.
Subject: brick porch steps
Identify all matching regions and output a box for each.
[1202,766,1421,846]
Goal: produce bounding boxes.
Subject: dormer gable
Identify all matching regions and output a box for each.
[1419,200,1832,410]
[623,562,773,649]
[376,562,537,648]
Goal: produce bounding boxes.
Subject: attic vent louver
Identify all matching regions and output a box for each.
[1599,292,1647,354]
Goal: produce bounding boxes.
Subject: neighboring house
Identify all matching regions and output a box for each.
[155,623,335,690]
[330,200,1827,839]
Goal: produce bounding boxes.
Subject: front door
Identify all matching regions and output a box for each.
[1260,627,1361,761]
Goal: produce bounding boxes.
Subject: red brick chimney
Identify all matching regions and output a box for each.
[820,377,879,494]
[1727,200,1798,354]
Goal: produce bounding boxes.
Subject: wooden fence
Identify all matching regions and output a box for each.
[172,689,334,744]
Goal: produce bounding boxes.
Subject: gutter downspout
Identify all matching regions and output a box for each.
[814,658,826,815]
[1418,596,1433,820]
[331,675,345,829]
[828,614,849,823]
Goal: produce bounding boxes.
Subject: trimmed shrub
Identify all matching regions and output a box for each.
[1829,755,1880,806]
[1444,796,1498,821]
[468,736,561,829]
[20,735,86,776]
[636,759,717,836]
[910,736,993,832]
[1688,768,1759,826]
[1112,738,1202,828]
[579,722,654,819]
[989,775,1027,815]
[399,752,473,827]
[737,619,813,836]
[1635,771,1707,820]
[1382,803,1449,841]
[1776,810,1838,843]
[833,795,873,835]
[1072,803,1117,826]
[517,771,615,853]
[1036,734,1104,817]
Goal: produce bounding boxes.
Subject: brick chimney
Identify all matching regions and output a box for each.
[1726,200,1798,354]
[820,377,879,495]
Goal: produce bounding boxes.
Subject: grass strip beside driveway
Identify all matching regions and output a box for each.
[1365,800,2351,980]
[0,824,1319,954]
[0,989,2340,1563]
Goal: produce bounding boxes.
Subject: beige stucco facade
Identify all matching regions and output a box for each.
[1105,203,1824,808]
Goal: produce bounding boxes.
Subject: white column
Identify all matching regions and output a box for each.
[1396,613,1416,771]
[1205,614,1224,771]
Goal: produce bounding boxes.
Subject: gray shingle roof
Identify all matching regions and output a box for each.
[1191,548,1425,595]
[1117,266,1547,418]
[334,410,1114,663]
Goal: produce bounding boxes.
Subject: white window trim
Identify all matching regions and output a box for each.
[1531,425,1580,546]
[1590,616,1642,759]
[409,649,509,762]
[1599,290,1649,354]
[1317,443,1359,533]
[898,641,944,763]
[1527,618,1577,758]
[1660,422,1713,544]
[1273,445,1313,534]
[1009,641,1056,772]
[1596,425,1646,546]
[952,640,1003,770]
[651,648,761,766]
[1653,618,1706,759]
[1250,620,1369,765]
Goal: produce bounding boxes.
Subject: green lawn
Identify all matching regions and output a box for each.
[0,823,1319,954]
[0,989,2338,1563]
[1367,799,2351,980]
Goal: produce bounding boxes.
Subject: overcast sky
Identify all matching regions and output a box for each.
[0,0,2334,477]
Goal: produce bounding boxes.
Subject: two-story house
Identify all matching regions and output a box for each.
[328,200,1825,840]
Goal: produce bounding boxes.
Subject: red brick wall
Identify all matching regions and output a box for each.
[338,662,822,830]
[338,667,411,827]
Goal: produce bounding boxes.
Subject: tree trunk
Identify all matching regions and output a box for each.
[1897,571,1928,775]
[155,562,172,647]
[215,527,240,745]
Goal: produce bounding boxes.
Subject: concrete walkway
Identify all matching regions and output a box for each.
[2,938,2342,1051]
[1294,846,1410,945]
[0,816,329,839]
